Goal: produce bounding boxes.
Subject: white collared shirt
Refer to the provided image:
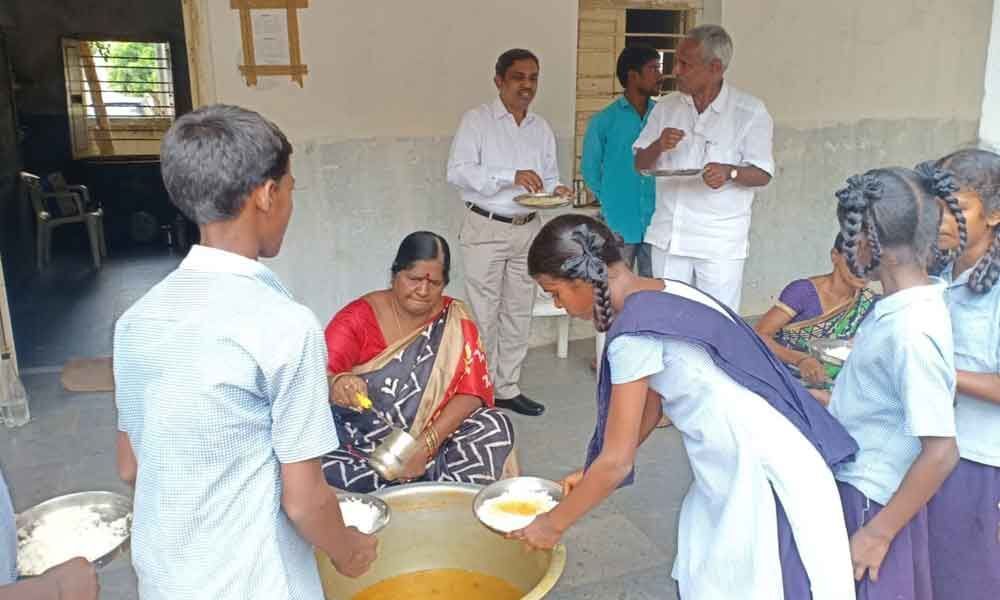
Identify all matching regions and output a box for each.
[447,97,563,216]
[633,83,774,260]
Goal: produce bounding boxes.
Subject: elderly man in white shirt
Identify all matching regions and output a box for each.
[634,25,774,311]
[447,48,571,417]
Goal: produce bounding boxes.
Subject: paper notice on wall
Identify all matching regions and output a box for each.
[252,10,291,66]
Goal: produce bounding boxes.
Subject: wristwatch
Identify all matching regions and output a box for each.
[729,167,739,181]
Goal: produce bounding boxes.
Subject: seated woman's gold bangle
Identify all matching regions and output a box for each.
[425,426,440,450]
[422,429,436,458]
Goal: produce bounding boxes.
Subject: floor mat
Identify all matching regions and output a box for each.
[61,357,114,392]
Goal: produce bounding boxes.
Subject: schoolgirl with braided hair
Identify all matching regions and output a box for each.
[827,167,959,600]
[514,213,857,599]
[921,149,1000,600]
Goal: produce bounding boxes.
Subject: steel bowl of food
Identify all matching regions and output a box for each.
[317,482,566,600]
[336,491,391,535]
[472,476,563,536]
[15,491,132,577]
[808,338,853,380]
[514,193,572,209]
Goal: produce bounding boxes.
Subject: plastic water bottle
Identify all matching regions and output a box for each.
[0,356,30,428]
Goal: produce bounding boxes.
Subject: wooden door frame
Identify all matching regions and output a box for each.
[573,0,703,185]
[180,0,215,108]
[1,257,17,373]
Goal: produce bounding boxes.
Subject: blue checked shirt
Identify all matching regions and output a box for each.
[114,245,339,600]
[0,468,16,585]
[944,265,1000,466]
[829,280,956,505]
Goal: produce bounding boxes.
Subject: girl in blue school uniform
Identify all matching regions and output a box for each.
[511,214,858,600]
[923,149,1000,600]
[827,166,963,600]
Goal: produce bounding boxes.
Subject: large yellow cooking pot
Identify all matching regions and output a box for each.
[317,482,567,599]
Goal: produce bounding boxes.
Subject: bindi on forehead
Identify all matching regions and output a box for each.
[406,267,443,284]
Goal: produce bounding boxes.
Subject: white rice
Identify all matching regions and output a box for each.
[477,490,558,533]
[827,346,852,361]
[340,498,380,534]
[17,506,130,575]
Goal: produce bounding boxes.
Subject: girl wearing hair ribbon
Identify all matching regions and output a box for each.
[824,167,962,600]
[509,214,857,599]
[921,149,1000,600]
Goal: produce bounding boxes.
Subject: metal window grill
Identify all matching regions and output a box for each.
[624,8,692,96]
[573,3,696,186]
[63,39,176,159]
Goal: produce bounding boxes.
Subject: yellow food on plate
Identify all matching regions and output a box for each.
[493,499,545,516]
[477,489,558,532]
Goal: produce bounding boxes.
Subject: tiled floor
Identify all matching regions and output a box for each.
[1,249,692,599]
[515,346,689,600]
[9,246,182,370]
[1,340,691,599]
[0,371,138,598]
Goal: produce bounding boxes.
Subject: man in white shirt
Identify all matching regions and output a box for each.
[447,49,571,416]
[634,25,774,311]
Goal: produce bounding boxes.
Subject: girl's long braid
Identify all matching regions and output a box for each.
[865,210,882,275]
[592,277,615,333]
[936,149,1000,293]
[916,161,968,274]
[970,226,1000,293]
[561,225,615,332]
[835,175,881,278]
[929,235,950,276]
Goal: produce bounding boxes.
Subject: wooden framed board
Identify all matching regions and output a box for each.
[230,0,309,86]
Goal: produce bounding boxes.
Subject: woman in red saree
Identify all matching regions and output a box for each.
[322,232,516,493]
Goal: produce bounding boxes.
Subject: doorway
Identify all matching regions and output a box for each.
[574,0,709,194]
[1,0,193,371]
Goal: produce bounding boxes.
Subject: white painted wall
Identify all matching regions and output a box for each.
[195,1,577,142]
[723,0,989,127]
[188,0,580,337]
[718,0,992,314]
[185,0,995,330]
[980,0,1000,150]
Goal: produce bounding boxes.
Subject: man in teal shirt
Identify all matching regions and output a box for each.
[581,46,660,276]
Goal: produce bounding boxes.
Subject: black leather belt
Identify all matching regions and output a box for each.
[466,202,536,225]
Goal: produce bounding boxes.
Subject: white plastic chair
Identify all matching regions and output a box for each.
[21,172,107,271]
[532,289,571,358]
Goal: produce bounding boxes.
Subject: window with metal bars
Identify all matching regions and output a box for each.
[62,38,176,159]
[624,8,689,96]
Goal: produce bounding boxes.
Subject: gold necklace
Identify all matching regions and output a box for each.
[389,295,405,339]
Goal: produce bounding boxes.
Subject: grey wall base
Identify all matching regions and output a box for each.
[268,117,978,346]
